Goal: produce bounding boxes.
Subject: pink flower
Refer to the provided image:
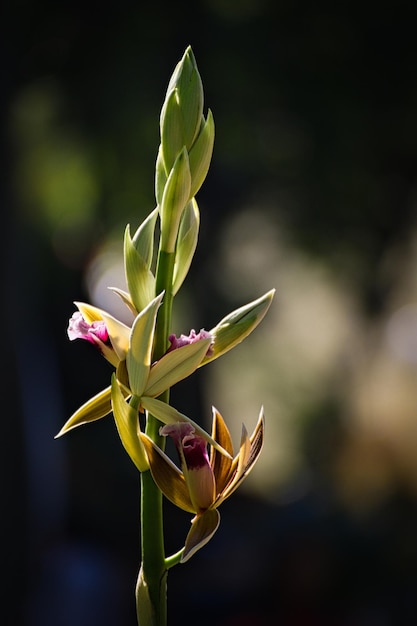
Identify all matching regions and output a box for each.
[168,329,213,356]
[67,311,109,345]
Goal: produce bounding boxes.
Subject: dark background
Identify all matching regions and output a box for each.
[2,1,417,625]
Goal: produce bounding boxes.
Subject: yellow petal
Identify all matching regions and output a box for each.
[55,386,113,437]
[140,433,195,513]
[181,508,220,563]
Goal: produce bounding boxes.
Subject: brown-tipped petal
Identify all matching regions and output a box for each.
[217,409,265,505]
[209,408,234,493]
[140,433,195,513]
[181,508,220,563]
[246,407,265,473]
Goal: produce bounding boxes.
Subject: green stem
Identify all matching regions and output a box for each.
[136,249,175,626]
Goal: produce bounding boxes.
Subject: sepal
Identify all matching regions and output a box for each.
[126,293,164,396]
[111,376,149,471]
[144,338,210,398]
[182,509,220,563]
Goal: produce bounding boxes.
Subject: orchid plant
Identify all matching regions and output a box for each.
[57,46,275,626]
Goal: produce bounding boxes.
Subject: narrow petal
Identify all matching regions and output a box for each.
[209,407,234,493]
[139,433,195,513]
[216,408,265,506]
[181,508,220,563]
[55,386,113,437]
[111,375,148,472]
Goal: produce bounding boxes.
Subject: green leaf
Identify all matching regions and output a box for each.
[111,375,148,472]
[126,292,164,396]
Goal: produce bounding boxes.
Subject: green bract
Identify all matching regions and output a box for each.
[124,208,158,312]
[172,199,200,295]
[159,147,192,253]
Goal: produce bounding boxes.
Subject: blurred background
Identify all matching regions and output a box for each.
[2,1,417,624]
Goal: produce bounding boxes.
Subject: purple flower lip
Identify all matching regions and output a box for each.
[167,329,213,356]
[67,311,109,345]
[161,423,210,470]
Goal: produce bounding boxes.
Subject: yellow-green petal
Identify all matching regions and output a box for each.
[55,386,112,437]
[111,375,148,472]
[126,293,164,396]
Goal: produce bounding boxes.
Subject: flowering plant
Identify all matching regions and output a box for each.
[57,46,274,625]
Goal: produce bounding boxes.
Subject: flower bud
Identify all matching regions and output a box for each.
[160,46,203,172]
